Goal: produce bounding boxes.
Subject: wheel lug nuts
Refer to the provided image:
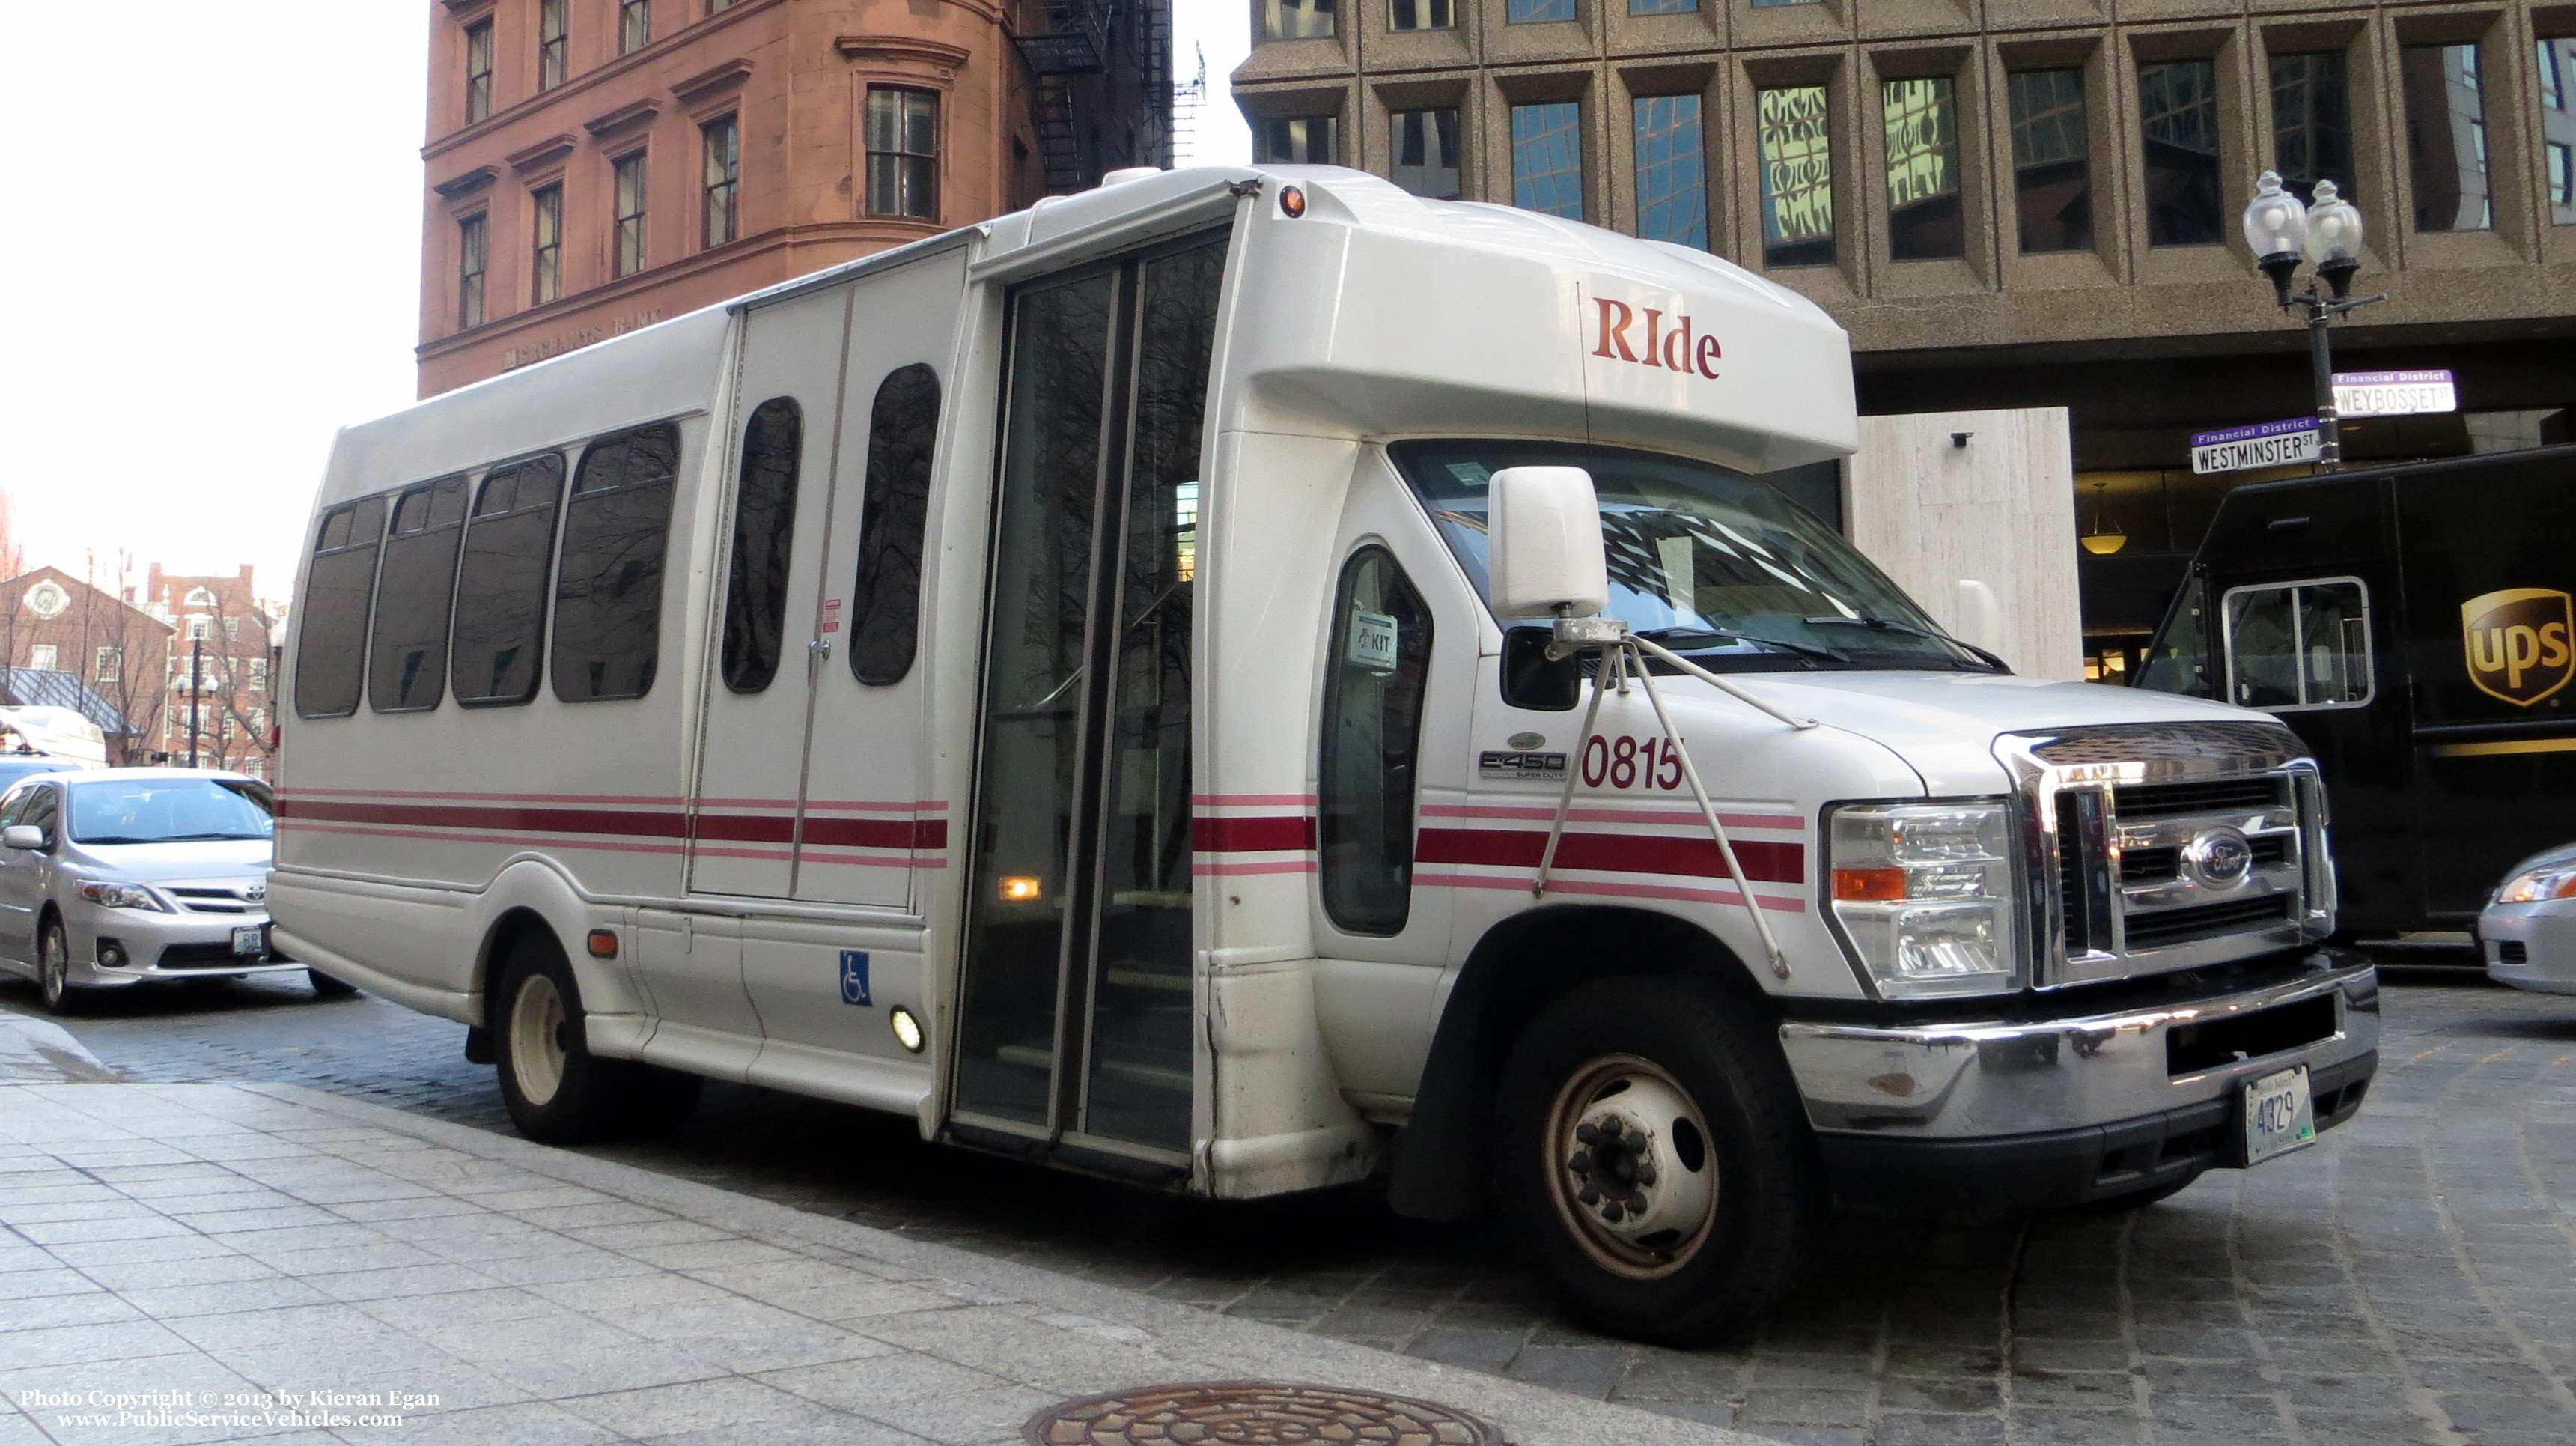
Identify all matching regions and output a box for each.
[1575,1123,1599,1146]
[1636,1160,1657,1185]
[1577,1184,1599,1205]
[1568,1149,1592,1176]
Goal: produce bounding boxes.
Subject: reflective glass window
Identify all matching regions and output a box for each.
[1261,0,1334,40]
[294,496,388,720]
[1634,95,1708,249]
[2139,60,2223,245]
[865,88,939,220]
[1389,0,1450,28]
[1883,77,1963,261]
[552,423,679,702]
[2405,44,2493,231]
[1511,102,1583,219]
[2270,52,2352,204]
[720,400,803,694]
[1392,109,1461,198]
[1759,85,1833,266]
[1254,115,1339,165]
[368,476,468,714]
[2223,579,2372,710]
[452,455,564,707]
[2008,70,2092,252]
[1510,0,1574,20]
[1319,549,1432,936]
[851,366,940,687]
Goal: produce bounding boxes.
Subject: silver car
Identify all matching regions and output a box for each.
[0,768,349,1012]
[2482,842,2576,996]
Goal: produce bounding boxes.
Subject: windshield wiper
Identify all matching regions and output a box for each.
[1803,616,2009,672]
[1633,626,1848,663]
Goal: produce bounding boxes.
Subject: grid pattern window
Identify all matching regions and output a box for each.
[457,214,488,329]
[539,0,568,90]
[554,425,680,702]
[612,151,648,276]
[1883,77,1963,261]
[2269,52,2351,204]
[1511,102,1583,219]
[1633,96,1708,249]
[1509,0,1574,22]
[1630,0,1694,13]
[94,648,118,682]
[531,185,563,305]
[368,476,469,714]
[619,0,651,54]
[703,116,740,247]
[23,644,51,670]
[2008,70,2091,252]
[2139,60,2223,246]
[1391,109,1461,198]
[1389,0,1449,29]
[866,88,940,219]
[1261,0,1334,40]
[451,455,564,706]
[463,19,493,124]
[1758,85,1833,266]
[2405,43,2492,231]
[1253,115,1339,165]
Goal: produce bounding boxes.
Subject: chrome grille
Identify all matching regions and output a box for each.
[2000,723,2333,988]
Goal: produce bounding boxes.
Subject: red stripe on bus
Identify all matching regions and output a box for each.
[278,798,948,851]
[1413,827,1804,885]
[1190,815,1317,852]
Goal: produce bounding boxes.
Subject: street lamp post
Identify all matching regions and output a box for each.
[187,636,202,768]
[2243,171,2384,473]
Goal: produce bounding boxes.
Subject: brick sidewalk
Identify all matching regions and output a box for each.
[0,1080,1756,1446]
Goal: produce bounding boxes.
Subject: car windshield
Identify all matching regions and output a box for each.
[67,778,274,845]
[0,759,76,789]
[1392,440,1992,672]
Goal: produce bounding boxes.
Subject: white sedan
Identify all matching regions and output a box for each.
[2482,843,2576,996]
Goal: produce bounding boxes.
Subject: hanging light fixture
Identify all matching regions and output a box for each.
[2080,482,2128,556]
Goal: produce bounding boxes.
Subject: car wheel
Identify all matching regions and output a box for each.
[37,916,84,1017]
[308,969,360,997]
[1491,975,1824,1346]
[492,933,701,1144]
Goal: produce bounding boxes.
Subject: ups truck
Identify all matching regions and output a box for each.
[2135,443,2576,935]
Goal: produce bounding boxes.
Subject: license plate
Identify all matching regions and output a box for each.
[231,925,266,958]
[2244,1065,2317,1165]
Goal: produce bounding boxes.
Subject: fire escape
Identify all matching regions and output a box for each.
[1011,0,1118,195]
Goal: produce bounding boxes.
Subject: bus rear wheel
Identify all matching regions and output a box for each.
[493,935,701,1144]
[1491,975,1823,1346]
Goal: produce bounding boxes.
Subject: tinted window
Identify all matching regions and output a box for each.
[850,366,940,686]
[453,456,565,706]
[2223,579,2372,710]
[295,495,389,718]
[721,399,803,693]
[1319,549,1433,936]
[2008,70,2093,252]
[67,778,272,845]
[553,423,680,702]
[2139,60,2223,246]
[368,476,469,712]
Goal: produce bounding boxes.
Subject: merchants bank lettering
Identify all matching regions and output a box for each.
[1592,299,1723,380]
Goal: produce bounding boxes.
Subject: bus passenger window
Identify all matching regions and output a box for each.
[368,476,468,713]
[293,495,389,719]
[2223,578,2370,711]
[553,422,680,702]
[1319,547,1433,936]
[850,365,940,687]
[452,455,564,706]
[720,398,803,693]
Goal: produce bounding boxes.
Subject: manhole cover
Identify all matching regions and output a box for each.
[1026,1382,1505,1445]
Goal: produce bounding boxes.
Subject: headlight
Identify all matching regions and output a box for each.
[79,882,169,912]
[1827,800,2020,999]
[2499,864,2576,904]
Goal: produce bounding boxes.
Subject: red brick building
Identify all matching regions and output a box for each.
[149,566,278,778]
[419,0,1176,396]
[0,566,174,765]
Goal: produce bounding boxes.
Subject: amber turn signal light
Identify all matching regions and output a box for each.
[1830,868,1907,902]
[1279,185,1306,219]
[999,876,1043,902]
[585,929,620,959]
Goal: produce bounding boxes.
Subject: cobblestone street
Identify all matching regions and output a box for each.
[9,967,2576,1445]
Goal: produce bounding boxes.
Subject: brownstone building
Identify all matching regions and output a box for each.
[1233,1,2576,666]
[149,566,279,779]
[421,0,1175,395]
[0,566,174,765]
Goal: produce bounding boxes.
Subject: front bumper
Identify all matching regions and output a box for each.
[2479,902,2576,996]
[1779,951,2378,1209]
[63,905,303,989]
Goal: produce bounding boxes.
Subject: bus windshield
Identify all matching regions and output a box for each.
[1392,440,1995,672]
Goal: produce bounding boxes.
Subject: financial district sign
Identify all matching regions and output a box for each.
[2332,368,2458,417]
[2192,417,2322,475]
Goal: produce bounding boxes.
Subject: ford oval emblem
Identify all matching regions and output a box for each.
[2187,827,2255,888]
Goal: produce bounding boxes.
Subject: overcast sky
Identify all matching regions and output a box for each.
[0,4,1247,604]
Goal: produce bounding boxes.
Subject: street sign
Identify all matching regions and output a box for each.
[2192,416,2323,475]
[2332,368,2458,417]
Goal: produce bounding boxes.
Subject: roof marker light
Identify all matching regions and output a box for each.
[1279,186,1307,219]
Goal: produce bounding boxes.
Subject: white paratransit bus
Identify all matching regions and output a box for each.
[276,165,2379,1340]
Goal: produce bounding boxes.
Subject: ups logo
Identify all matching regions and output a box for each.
[2461,588,2575,707]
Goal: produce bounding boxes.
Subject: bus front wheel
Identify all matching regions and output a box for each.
[1491,975,1823,1345]
[493,935,700,1144]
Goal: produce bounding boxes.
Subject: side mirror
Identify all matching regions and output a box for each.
[2,826,44,851]
[1487,467,1610,620]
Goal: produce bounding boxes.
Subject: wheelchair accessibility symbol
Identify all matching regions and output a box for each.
[838,950,871,1006]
